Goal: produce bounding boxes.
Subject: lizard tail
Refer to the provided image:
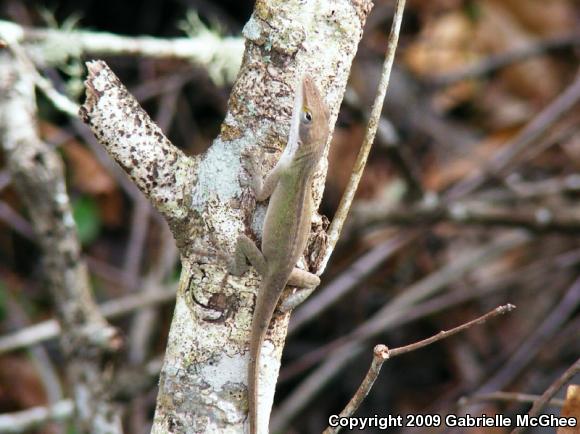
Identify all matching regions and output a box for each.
[248,280,284,434]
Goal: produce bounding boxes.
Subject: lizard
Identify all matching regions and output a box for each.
[229,74,330,434]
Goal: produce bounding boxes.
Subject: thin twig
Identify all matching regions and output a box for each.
[459,392,565,408]
[429,33,580,87]
[0,400,74,434]
[281,242,573,384]
[477,274,580,394]
[446,71,580,201]
[371,202,580,234]
[322,345,390,434]
[349,233,527,343]
[281,231,531,381]
[323,305,515,433]
[320,0,406,272]
[0,284,177,355]
[510,357,580,434]
[272,234,527,431]
[391,304,516,357]
[289,232,415,336]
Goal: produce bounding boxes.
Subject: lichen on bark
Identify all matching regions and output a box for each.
[80,0,374,432]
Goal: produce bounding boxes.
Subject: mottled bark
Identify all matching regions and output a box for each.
[0,53,123,433]
[80,0,373,432]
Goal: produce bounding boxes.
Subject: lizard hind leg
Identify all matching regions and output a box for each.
[279,268,320,312]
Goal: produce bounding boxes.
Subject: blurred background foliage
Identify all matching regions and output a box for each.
[0,0,579,432]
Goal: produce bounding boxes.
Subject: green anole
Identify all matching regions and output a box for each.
[230,75,330,434]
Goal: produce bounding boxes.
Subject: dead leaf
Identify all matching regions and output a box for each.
[476,2,561,102]
[492,0,577,36]
[0,356,48,410]
[404,11,479,107]
[423,127,517,191]
[62,141,116,195]
[558,384,580,434]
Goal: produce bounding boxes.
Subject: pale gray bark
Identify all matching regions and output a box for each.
[0,52,123,433]
[0,18,243,85]
[80,0,373,432]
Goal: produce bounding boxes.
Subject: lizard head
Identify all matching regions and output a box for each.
[284,74,330,170]
[297,75,330,160]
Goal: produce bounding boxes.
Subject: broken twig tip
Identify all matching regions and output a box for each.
[373,344,390,360]
[86,60,105,76]
[501,303,517,314]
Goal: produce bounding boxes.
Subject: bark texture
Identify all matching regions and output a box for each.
[0,52,123,434]
[80,0,373,432]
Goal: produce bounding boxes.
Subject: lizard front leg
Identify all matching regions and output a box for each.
[229,234,267,277]
[230,151,284,276]
[241,150,282,202]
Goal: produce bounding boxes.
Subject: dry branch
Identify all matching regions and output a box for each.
[79,0,375,431]
[369,201,580,234]
[0,18,243,85]
[510,358,580,434]
[429,33,580,87]
[459,392,565,408]
[272,232,528,431]
[0,52,122,433]
[80,61,194,226]
[320,0,406,272]
[324,305,515,434]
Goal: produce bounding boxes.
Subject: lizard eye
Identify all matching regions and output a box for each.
[302,110,313,124]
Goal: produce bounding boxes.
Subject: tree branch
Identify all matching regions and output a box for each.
[510,357,580,434]
[320,0,407,272]
[0,18,243,85]
[368,201,580,234]
[0,52,122,433]
[272,232,528,431]
[79,0,375,431]
[80,60,195,226]
[324,304,515,434]
[428,33,580,87]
